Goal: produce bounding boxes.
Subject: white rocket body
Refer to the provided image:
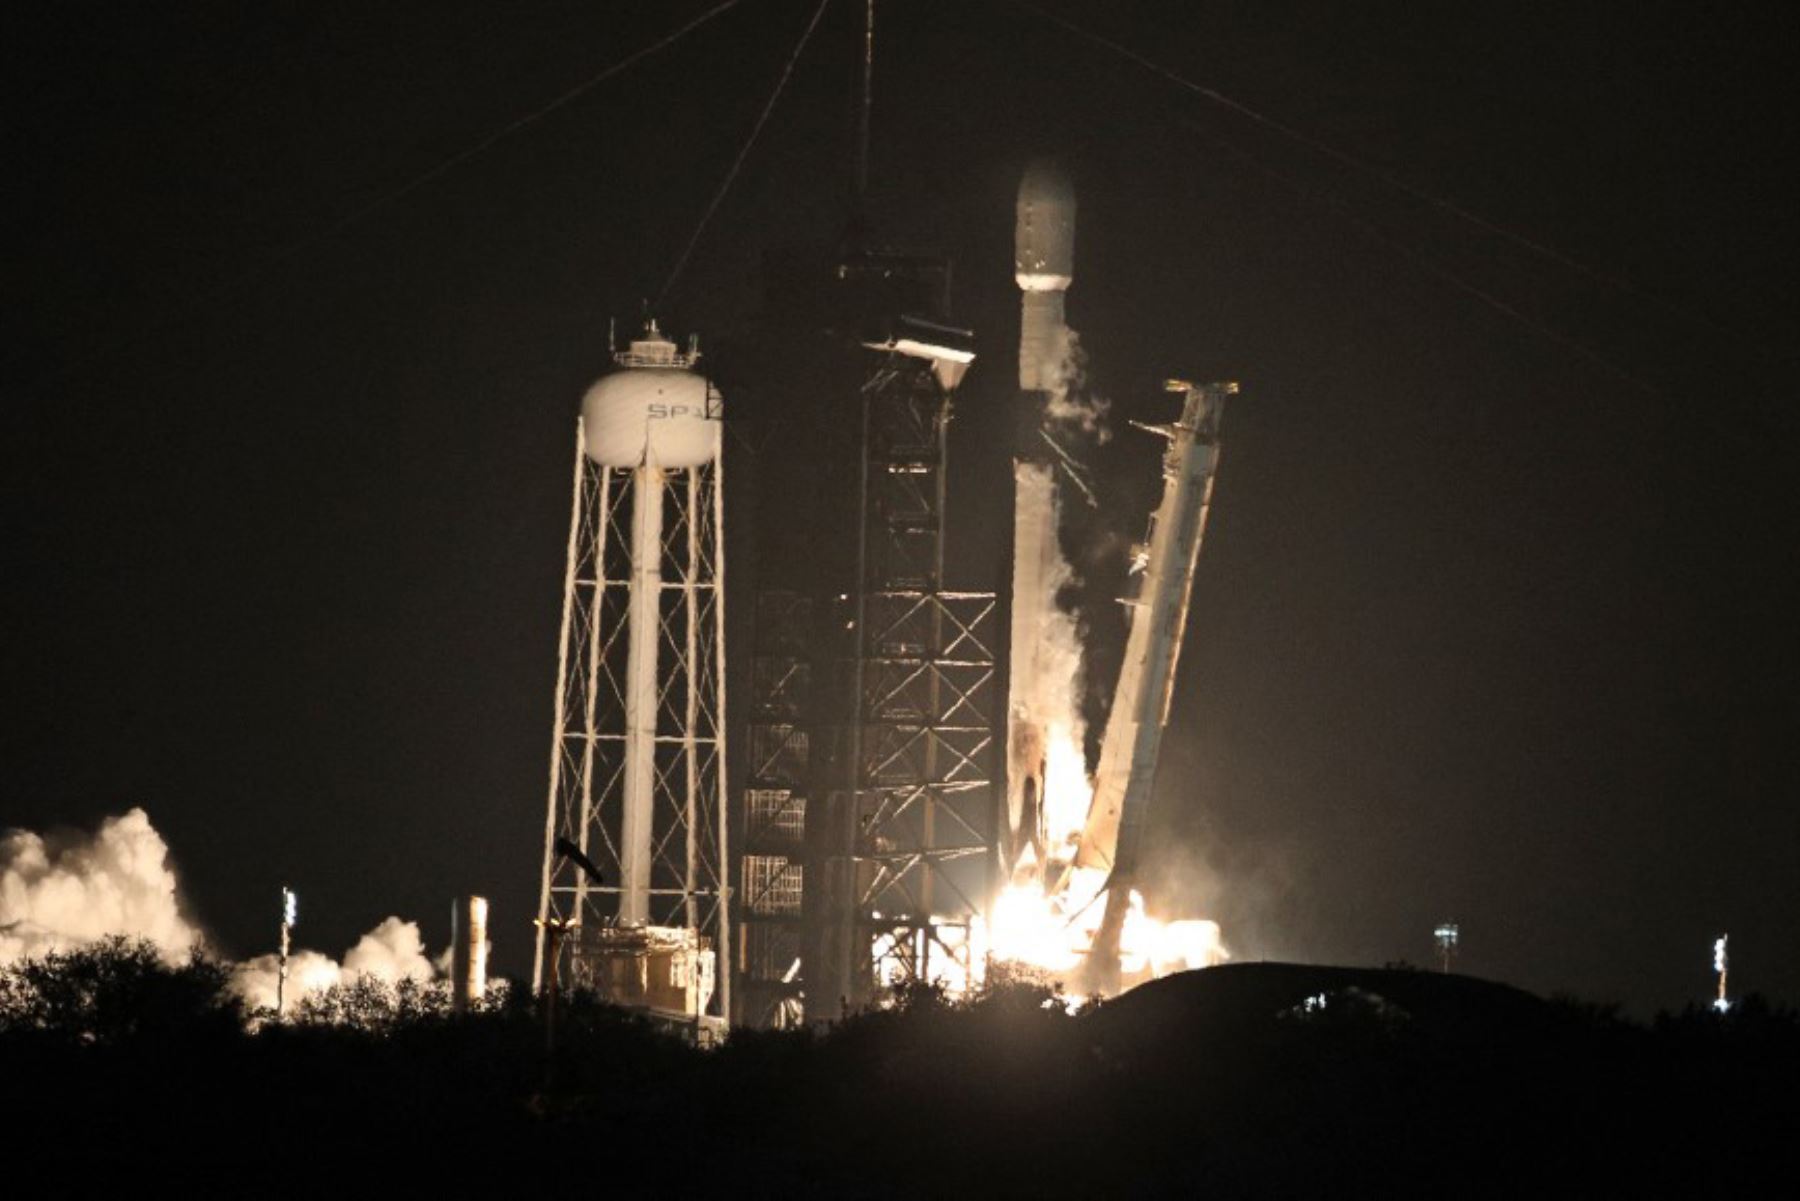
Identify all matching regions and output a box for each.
[1015,161,1076,392]
[1005,163,1080,883]
[1004,460,1066,880]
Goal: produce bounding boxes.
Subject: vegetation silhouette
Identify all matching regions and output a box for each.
[3,941,1795,1196]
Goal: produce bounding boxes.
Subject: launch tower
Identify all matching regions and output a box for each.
[735,255,999,1025]
[815,302,995,1011]
[723,0,1003,1029]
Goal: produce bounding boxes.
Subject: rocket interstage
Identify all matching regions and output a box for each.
[1015,160,1075,392]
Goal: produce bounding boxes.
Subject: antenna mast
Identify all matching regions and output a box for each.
[855,1,875,210]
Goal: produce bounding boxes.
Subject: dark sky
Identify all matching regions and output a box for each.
[5,0,1795,1015]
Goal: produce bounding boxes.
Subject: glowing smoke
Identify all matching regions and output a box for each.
[0,808,201,965]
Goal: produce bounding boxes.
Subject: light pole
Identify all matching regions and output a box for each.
[276,887,297,1018]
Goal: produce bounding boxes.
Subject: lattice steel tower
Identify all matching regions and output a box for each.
[735,3,998,1022]
[535,322,730,1023]
[810,314,998,1012]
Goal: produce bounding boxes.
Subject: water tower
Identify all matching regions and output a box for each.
[534,321,730,1027]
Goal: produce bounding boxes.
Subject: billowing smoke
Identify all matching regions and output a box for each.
[231,916,437,1012]
[1042,327,1111,445]
[0,808,201,965]
[2,809,445,1014]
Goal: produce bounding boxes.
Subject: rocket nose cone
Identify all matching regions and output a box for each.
[1016,159,1076,288]
[1018,159,1075,211]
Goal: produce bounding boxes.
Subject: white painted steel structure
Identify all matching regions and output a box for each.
[533,326,730,1022]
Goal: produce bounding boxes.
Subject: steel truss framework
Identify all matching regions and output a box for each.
[535,422,730,1019]
[737,590,812,1028]
[852,588,997,989]
[812,356,998,1010]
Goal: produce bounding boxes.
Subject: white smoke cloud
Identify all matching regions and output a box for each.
[1,809,444,1016]
[343,916,436,984]
[230,917,436,1013]
[231,949,343,1012]
[1043,327,1111,444]
[0,808,201,965]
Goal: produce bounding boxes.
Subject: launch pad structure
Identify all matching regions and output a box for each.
[533,12,1234,1029]
[532,5,1002,1032]
[737,258,999,1027]
[534,231,1235,1030]
[817,324,997,1012]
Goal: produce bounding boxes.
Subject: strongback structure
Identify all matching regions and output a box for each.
[1075,380,1237,994]
[535,325,730,1025]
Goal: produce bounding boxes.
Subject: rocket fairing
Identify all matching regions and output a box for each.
[1015,160,1076,392]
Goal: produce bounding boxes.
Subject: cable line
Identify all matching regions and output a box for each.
[657,0,832,310]
[279,0,753,264]
[30,0,751,389]
[1178,116,1661,396]
[1008,0,1760,362]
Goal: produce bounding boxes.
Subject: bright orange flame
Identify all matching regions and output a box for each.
[985,728,1227,995]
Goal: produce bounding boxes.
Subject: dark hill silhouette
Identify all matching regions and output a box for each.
[3,942,1795,1197]
[1097,960,1556,1036]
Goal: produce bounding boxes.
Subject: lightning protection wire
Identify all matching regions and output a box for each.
[1178,116,1662,396]
[294,0,752,257]
[656,0,832,311]
[1007,0,1765,367]
[31,0,752,388]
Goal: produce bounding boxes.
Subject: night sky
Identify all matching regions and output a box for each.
[6,0,1794,1015]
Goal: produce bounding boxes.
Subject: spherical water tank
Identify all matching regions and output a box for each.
[581,355,721,469]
